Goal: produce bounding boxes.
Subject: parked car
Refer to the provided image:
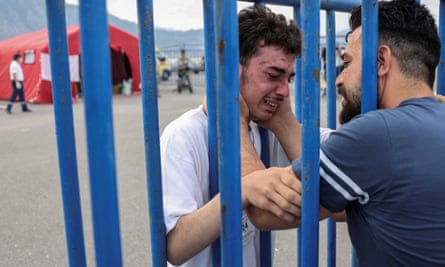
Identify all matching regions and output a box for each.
[169,58,178,72]
[156,48,172,81]
[190,56,205,74]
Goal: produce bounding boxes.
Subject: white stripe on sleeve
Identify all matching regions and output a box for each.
[320,150,369,204]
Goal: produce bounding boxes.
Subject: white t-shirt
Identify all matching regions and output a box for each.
[9,60,24,81]
[160,106,290,267]
[160,105,332,267]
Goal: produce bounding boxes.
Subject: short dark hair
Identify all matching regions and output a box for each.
[349,0,441,87]
[238,6,301,66]
[13,53,21,60]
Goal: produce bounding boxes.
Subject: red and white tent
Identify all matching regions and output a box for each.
[0,24,141,103]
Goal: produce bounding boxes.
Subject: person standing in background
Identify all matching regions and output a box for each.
[177,49,193,93]
[6,53,31,114]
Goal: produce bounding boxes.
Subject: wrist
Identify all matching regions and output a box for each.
[240,118,250,132]
[269,112,295,135]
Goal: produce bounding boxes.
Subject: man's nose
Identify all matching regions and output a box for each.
[276,80,290,97]
[335,72,343,88]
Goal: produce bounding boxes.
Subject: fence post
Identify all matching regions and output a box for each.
[136,0,167,266]
[214,0,243,266]
[202,1,222,266]
[44,0,86,266]
[360,0,378,113]
[300,0,321,266]
[79,1,123,266]
[325,8,338,267]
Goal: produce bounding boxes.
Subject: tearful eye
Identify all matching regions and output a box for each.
[267,73,280,80]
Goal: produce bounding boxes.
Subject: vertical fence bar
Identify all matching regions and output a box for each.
[325,8,337,267]
[292,5,303,267]
[438,0,445,95]
[325,10,337,128]
[253,4,272,267]
[259,128,272,267]
[44,1,86,266]
[214,0,243,266]
[351,249,359,267]
[360,0,378,113]
[300,0,321,266]
[136,0,167,266]
[354,1,378,266]
[294,4,302,122]
[78,1,122,266]
[203,0,221,265]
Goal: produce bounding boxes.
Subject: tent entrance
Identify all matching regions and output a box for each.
[110,47,132,95]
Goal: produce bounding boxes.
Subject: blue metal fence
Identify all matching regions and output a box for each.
[45,0,444,267]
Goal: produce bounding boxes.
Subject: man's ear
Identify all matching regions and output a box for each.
[377,45,391,76]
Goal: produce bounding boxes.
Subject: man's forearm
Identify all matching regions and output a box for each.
[269,112,302,161]
[166,195,221,265]
[240,121,265,176]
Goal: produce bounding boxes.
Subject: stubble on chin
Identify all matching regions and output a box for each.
[339,106,360,124]
[339,93,361,125]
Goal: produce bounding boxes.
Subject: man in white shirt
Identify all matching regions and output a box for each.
[160,6,306,267]
[6,53,31,114]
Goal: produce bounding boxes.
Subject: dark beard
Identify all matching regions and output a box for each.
[339,94,361,124]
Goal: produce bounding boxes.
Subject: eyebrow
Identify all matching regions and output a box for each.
[267,66,285,73]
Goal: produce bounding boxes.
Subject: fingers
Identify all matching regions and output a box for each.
[263,190,301,219]
[263,175,301,216]
[252,203,300,223]
[242,167,302,220]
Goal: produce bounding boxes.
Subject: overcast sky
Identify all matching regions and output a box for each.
[65,0,439,33]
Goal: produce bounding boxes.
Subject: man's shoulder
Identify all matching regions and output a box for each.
[10,61,20,69]
[324,111,389,154]
[162,106,207,136]
[338,110,387,135]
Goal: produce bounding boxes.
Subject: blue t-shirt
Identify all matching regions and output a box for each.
[293,97,445,266]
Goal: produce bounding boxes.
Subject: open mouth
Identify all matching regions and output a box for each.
[264,99,278,107]
[264,96,282,108]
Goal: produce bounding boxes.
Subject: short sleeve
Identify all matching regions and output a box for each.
[160,108,209,233]
[318,112,393,212]
[292,112,393,213]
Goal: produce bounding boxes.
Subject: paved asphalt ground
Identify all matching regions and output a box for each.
[0,74,352,266]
